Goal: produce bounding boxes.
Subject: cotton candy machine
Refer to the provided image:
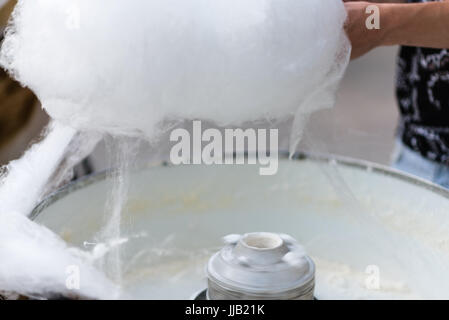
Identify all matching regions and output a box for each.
[31,153,449,299]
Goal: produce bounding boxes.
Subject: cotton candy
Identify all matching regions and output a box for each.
[1,0,350,139]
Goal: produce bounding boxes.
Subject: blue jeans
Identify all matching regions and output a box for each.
[392,141,449,189]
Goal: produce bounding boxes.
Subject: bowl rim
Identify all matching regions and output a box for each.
[30,150,449,221]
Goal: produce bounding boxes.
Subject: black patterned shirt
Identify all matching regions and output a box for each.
[396,0,449,163]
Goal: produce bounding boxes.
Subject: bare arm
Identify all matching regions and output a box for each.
[383,1,449,47]
[344,1,449,59]
[346,0,407,2]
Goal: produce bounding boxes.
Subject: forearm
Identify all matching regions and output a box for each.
[381,1,449,48]
[384,0,406,2]
[344,1,406,4]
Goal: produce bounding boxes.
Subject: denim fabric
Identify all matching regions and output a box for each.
[392,141,449,189]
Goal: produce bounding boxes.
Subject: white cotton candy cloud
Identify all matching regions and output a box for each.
[0,0,350,299]
[0,211,120,299]
[0,0,350,139]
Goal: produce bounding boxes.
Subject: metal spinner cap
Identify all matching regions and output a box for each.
[207,232,315,300]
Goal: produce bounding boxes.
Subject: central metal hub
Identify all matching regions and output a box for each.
[206,232,315,300]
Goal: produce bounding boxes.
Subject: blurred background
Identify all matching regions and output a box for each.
[306,46,399,165]
[0,0,49,165]
[0,0,399,169]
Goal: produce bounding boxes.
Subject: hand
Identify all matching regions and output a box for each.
[344,2,387,59]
